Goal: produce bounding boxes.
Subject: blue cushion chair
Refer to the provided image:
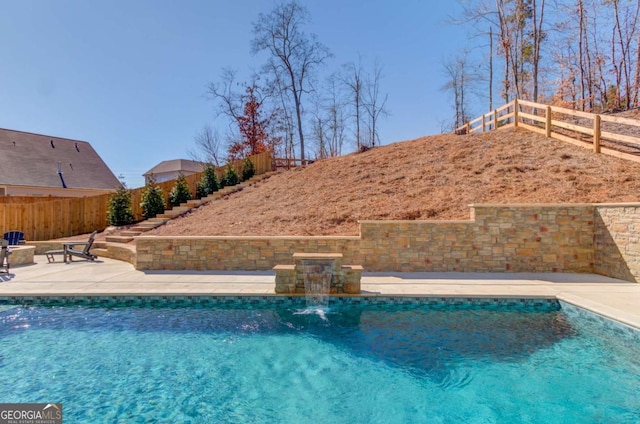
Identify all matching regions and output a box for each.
[3,230,25,246]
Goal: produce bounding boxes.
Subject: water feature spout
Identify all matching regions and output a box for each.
[301,259,333,310]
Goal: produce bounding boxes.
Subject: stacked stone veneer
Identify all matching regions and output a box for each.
[274,253,363,294]
[134,203,640,282]
[594,204,640,282]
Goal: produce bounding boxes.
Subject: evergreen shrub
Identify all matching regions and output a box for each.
[107,186,134,226]
[140,177,165,219]
[241,158,255,181]
[169,174,192,207]
[223,165,239,187]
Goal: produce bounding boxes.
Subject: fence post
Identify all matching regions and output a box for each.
[545,106,552,138]
[493,110,498,130]
[481,114,486,133]
[593,114,601,153]
[465,123,470,134]
[513,99,519,127]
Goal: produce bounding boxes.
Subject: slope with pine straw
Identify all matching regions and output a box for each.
[147,127,640,236]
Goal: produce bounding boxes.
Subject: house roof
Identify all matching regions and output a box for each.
[0,128,122,190]
[143,159,205,177]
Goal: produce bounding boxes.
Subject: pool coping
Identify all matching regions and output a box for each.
[1,256,639,331]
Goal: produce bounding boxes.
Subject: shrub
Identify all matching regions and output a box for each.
[107,186,134,226]
[201,164,219,195]
[241,158,255,181]
[195,181,207,199]
[140,177,165,219]
[222,165,239,187]
[169,174,192,207]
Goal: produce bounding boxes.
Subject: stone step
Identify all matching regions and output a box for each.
[172,206,190,212]
[185,199,203,207]
[158,207,190,218]
[147,217,170,224]
[120,230,142,237]
[105,235,134,244]
[205,192,223,201]
[91,247,108,257]
[136,222,161,228]
[157,212,182,219]
[130,226,154,233]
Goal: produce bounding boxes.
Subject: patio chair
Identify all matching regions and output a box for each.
[45,231,98,263]
[0,239,9,273]
[3,230,25,246]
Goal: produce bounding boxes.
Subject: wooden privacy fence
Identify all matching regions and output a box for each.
[0,196,75,204]
[456,99,640,163]
[0,150,274,241]
[0,194,111,241]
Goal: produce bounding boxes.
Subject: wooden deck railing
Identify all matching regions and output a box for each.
[455,99,640,163]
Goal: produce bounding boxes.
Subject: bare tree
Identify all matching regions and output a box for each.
[460,0,547,102]
[310,74,347,158]
[188,124,223,166]
[310,101,329,159]
[489,25,494,110]
[252,1,331,161]
[363,60,389,148]
[341,58,364,151]
[442,52,476,131]
[548,0,638,111]
[207,68,242,128]
[531,0,546,102]
[324,74,347,157]
[267,72,297,160]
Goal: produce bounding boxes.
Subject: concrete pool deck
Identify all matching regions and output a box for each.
[1,255,639,330]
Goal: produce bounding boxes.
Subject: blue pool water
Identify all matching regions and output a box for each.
[0,298,638,423]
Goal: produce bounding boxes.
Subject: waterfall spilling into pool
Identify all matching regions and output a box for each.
[298,259,333,319]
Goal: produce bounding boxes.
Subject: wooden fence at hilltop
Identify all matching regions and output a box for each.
[0,151,273,241]
[456,99,640,163]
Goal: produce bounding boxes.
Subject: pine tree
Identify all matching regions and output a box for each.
[169,174,192,207]
[140,177,165,219]
[107,186,134,226]
[241,158,255,181]
[223,165,239,187]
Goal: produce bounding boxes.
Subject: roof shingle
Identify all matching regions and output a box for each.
[0,128,121,190]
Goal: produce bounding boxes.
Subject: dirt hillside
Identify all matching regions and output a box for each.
[147,127,640,236]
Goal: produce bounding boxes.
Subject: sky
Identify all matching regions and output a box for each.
[0,0,472,188]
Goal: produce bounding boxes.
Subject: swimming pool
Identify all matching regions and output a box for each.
[0,296,638,423]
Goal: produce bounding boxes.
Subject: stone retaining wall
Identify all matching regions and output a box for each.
[135,203,618,276]
[136,236,360,271]
[594,204,640,282]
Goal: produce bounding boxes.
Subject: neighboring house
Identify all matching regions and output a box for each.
[143,159,205,184]
[0,128,122,197]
